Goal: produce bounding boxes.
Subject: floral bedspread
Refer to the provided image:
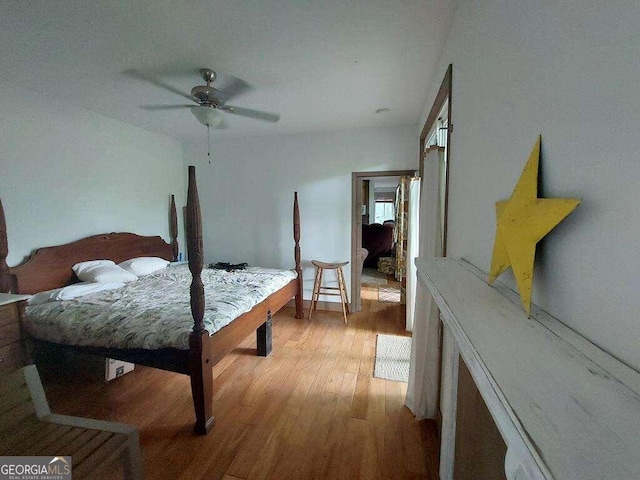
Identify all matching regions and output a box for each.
[23,265,297,350]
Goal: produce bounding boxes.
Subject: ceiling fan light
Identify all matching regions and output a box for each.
[190,106,224,127]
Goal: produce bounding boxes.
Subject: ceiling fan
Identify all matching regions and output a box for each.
[134,68,281,128]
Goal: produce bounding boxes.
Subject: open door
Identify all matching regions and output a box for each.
[351,170,416,312]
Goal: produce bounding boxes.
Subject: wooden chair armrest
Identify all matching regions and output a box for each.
[44,413,138,437]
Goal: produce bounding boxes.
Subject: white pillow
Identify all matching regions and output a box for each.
[72,259,115,275]
[72,260,137,283]
[118,257,169,276]
[28,282,126,305]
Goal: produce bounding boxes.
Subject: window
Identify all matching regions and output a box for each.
[374,201,395,224]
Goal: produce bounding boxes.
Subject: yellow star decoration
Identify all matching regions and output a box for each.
[488,135,581,316]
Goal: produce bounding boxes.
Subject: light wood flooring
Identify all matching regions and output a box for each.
[41,285,440,479]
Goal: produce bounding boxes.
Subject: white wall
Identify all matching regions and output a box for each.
[184,125,418,300]
[0,80,186,267]
[420,0,640,370]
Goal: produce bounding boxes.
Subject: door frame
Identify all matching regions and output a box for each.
[420,64,452,434]
[351,169,416,312]
[420,63,452,255]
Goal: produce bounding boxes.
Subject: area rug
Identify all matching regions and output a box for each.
[378,286,401,303]
[373,334,412,382]
[361,268,388,286]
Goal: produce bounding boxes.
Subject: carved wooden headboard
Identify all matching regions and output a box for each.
[0,196,179,295]
[10,233,174,294]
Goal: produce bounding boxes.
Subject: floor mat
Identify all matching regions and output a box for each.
[361,268,388,286]
[373,334,411,382]
[378,286,401,303]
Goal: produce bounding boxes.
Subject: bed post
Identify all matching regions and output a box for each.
[186,166,214,435]
[0,199,13,293]
[170,194,179,261]
[257,310,273,357]
[293,192,304,319]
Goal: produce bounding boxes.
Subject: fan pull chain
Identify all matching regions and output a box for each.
[207,125,211,164]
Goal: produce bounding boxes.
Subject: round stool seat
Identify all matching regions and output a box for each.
[311,260,349,269]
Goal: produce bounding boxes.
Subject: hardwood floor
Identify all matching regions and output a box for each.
[40,285,439,479]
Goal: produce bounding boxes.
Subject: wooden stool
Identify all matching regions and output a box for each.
[309,260,350,324]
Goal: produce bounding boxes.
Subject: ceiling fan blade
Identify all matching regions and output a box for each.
[220,105,280,123]
[140,105,193,110]
[124,69,198,103]
[216,76,252,104]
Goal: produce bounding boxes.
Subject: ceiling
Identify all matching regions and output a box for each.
[0,1,453,143]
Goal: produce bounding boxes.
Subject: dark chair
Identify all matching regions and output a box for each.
[362,223,395,268]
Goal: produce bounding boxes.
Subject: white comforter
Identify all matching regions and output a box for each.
[23,265,297,350]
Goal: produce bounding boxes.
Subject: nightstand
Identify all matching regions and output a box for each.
[0,293,30,373]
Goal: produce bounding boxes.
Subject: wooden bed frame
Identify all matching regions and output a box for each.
[0,166,304,434]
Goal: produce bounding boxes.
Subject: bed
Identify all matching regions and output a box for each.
[0,166,304,434]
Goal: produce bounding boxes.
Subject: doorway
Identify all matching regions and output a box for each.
[351,170,416,313]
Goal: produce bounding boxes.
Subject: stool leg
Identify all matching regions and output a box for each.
[317,268,324,308]
[337,267,349,324]
[309,267,322,320]
[309,267,318,320]
[338,267,350,314]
